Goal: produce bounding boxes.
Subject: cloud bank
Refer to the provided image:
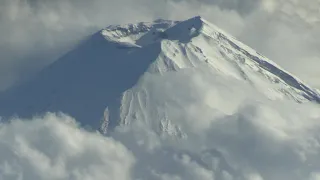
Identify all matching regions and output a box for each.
[1,99,320,180]
[0,113,134,180]
[0,0,320,90]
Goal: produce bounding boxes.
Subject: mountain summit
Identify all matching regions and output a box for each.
[0,16,319,130]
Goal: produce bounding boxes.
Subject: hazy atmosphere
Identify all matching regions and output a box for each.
[0,0,320,90]
[1,1,320,180]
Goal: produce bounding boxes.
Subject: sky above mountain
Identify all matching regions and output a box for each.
[0,0,319,90]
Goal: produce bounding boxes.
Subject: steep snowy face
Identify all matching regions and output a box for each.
[100,16,320,133]
[102,16,320,104]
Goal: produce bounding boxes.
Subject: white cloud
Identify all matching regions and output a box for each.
[0,113,135,180]
[110,99,320,180]
[310,173,320,180]
[0,98,320,180]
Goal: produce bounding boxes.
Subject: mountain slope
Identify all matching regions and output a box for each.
[0,16,319,131]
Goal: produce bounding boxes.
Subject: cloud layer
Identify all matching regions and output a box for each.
[1,100,319,180]
[0,0,320,90]
[0,113,134,180]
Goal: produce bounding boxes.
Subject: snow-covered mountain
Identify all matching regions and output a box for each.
[1,16,320,180]
[0,16,319,130]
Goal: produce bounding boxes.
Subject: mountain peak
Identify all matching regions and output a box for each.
[1,16,319,180]
[0,17,319,131]
[99,16,209,47]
